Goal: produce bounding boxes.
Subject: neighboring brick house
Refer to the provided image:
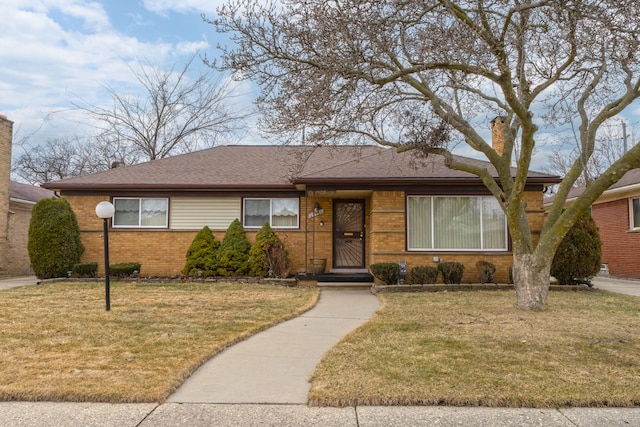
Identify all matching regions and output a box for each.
[0,115,55,277]
[6,181,54,276]
[552,169,640,280]
[42,139,558,284]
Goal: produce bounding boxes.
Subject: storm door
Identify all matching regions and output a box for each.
[333,200,365,268]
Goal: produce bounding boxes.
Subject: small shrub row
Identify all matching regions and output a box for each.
[182,220,291,278]
[371,261,501,285]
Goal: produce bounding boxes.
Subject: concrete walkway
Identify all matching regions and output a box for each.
[168,289,381,404]
[591,276,640,296]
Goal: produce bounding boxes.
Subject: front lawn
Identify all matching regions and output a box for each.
[0,282,318,403]
[309,290,640,408]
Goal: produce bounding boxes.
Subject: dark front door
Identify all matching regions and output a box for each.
[333,200,365,268]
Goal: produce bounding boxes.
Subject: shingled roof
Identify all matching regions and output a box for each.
[10,181,54,203]
[42,145,559,192]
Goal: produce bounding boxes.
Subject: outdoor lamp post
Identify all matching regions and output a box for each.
[96,201,115,311]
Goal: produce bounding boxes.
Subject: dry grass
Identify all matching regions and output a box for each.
[0,281,318,403]
[309,290,640,408]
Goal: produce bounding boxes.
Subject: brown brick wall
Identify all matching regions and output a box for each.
[6,202,32,276]
[0,116,13,276]
[65,189,546,282]
[592,199,640,279]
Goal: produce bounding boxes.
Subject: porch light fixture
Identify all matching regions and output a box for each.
[96,201,115,311]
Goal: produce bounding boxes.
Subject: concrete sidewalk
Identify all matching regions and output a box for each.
[0,276,39,291]
[2,402,640,426]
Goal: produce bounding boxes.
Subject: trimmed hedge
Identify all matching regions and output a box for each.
[370,263,400,286]
[72,262,98,278]
[409,265,439,284]
[109,262,141,278]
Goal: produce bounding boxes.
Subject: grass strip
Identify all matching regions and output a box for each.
[0,282,318,403]
[309,290,640,408]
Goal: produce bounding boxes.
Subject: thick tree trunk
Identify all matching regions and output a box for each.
[512,253,551,311]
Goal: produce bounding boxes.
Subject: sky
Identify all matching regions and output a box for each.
[1,0,261,164]
[1,1,639,176]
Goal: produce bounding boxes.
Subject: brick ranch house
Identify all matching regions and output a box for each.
[0,115,54,277]
[42,137,558,284]
[546,168,640,280]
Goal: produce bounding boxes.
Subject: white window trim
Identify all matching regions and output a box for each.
[407,195,508,251]
[629,197,640,230]
[112,197,169,229]
[243,198,300,229]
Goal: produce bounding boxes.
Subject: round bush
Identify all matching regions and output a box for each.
[370,262,400,286]
[28,198,84,279]
[409,265,439,284]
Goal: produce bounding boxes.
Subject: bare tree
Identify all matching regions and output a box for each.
[14,138,83,185]
[13,136,139,185]
[77,54,250,161]
[545,122,633,186]
[212,0,640,310]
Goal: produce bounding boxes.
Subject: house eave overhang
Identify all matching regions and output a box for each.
[42,183,297,192]
[293,176,557,188]
[564,182,640,205]
[9,197,37,206]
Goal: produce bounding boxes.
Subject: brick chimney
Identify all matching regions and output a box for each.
[0,115,13,275]
[490,116,505,156]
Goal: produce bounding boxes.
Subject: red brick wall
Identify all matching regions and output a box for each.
[592,199,640,279]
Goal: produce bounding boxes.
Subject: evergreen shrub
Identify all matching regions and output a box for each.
[551,210,602,285]
[248,223,290,278]
[370,262,399,285]
[72,262,98,278]
[182,226,220,277]
[110,262,141,278]
[217,219,251,276]
[409,265,439,284]
[438,261,465,284]
[28,198,84,279]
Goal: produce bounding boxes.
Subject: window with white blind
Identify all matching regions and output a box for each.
[407,196,507,250]
[113,198,168,228]
[243,198,299,228]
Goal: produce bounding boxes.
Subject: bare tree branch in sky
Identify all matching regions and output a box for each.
[76,54,251,161]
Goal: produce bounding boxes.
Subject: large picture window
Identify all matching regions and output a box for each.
[113,198,168,228]
[630,198,640,230]
[244,198,299,228]
[407,196,507,250]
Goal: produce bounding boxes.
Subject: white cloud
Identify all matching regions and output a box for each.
[0,1,213,155]
[142,0,226,15]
